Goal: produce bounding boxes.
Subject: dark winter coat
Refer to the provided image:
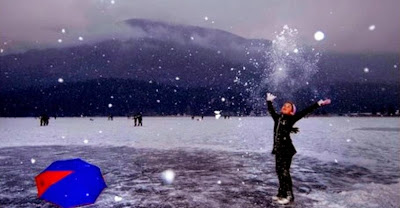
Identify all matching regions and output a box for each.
[267,101,320,156]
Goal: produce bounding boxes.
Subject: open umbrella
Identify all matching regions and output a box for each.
[35,158,107,208]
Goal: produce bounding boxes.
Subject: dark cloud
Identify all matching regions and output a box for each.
[0,0,399,53]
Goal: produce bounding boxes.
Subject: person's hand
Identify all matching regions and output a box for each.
[266,93,277,101]
[318,99,331,106]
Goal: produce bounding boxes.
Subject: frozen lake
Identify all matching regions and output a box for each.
[0,117,399,207]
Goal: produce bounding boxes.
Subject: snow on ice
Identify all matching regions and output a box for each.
[0,117,399,208]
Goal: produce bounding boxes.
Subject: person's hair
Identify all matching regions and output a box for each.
[284,101,296,114]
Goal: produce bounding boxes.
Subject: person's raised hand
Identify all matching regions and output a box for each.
[318,99,331,106]
[266,93,277,101]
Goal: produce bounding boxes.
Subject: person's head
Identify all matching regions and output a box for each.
[281,102,296,115]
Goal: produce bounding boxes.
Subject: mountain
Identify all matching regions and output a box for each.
[0,19,399,116]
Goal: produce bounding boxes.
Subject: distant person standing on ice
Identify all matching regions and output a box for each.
[137,113,143,126]
[40,113,50,126]
[266,93,331,205]
[133,114,138,126]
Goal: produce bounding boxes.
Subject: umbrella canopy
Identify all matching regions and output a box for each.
[35,158,107,208]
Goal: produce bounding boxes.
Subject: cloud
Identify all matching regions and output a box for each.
[0,0,398,53]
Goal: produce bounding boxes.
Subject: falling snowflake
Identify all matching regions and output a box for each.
[78,36,83,41]
[190,36,194,40]
[293,48,299,53]
[31,158,36,164]
[346,139,351,142]
[204,16,209,21]
[314,31,325,41]
[394,65,398,68]
[217,180,222,184]
[83,139,89,144]
[0,48,3,53]
[61,136,66,139]
[114,196,122,202]
[58,39,63,43]
[334,159,338,163]
[221,97,226,102]
[364,67,369,73]
[368,25,376,31]
[161,169,175,184]
[58,78,64,83]
[110,0,115,4]
[156,100,161,103]
[61,28,66,34]
[108,103,113,108]
[175,77,180,81]
[99,130,103,134]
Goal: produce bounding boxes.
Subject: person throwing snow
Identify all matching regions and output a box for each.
[266,92,331,205]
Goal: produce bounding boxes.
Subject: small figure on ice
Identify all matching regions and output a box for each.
[266,93,331,205]
[137,113,143,126]
[40,113,50,126]
[133,114,138,126]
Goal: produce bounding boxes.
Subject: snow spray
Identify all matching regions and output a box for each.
[249,25,322,110]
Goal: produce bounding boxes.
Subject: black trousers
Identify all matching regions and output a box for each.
[275,153,294,199]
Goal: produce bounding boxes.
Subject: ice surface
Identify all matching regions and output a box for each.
[0,117,399,207]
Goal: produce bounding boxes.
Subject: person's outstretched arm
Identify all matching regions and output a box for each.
[293,99,331,123]
[266,93,279,121]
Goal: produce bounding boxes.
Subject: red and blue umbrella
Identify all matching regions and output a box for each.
[35,158,107,208]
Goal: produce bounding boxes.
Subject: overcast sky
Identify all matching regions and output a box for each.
[0,0,399,54]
